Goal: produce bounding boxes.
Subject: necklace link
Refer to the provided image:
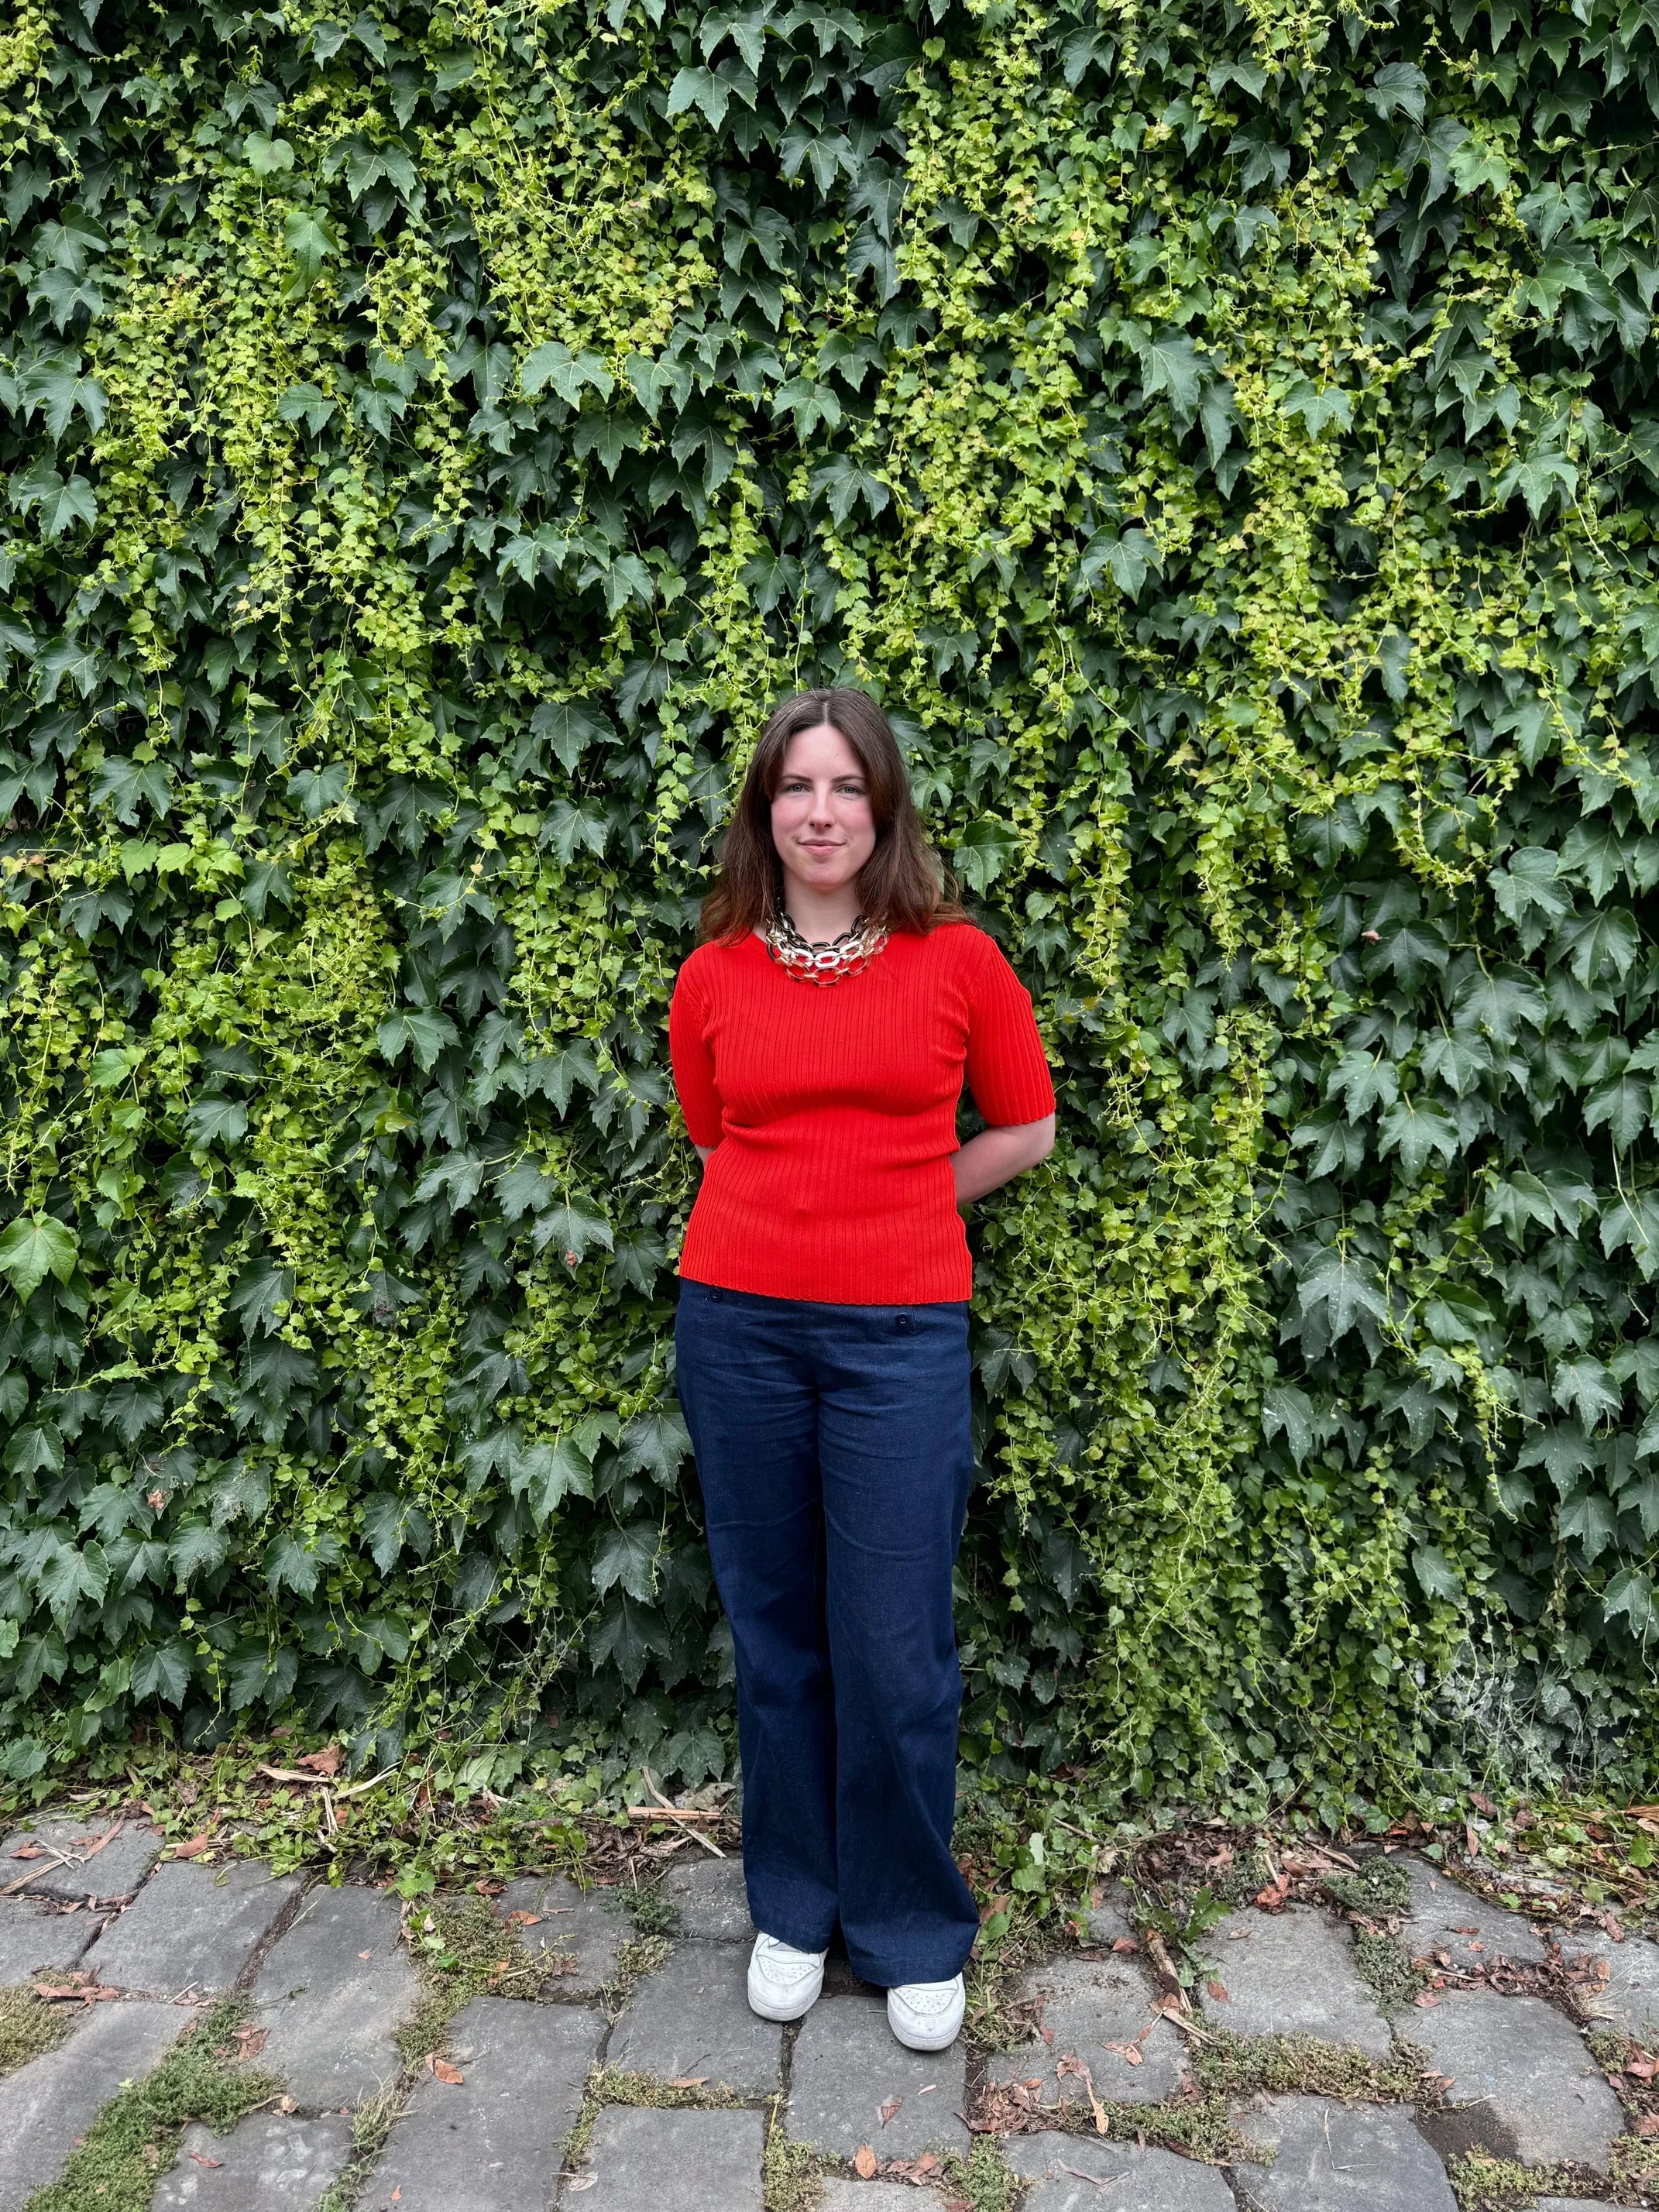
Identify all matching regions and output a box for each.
[764,910,889,987]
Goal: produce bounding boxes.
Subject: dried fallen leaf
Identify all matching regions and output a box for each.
[233,2026,267,2058]
[428,2056,464,2085]
[854,2145,878,2179]
[12,1843,46,1860]
[186,2151,222,2168]
[879,2096,902,2125]
[1639,2114,1659,2139]
[359,1950,372,1960]
[667,2076,708,2088]
[1121,2042,1143,2065]
[1414,1991,1441,2008]
[171,1834,215,1860]
[1206,1980,1230,2003]
[297,1745,343,1777]
[1111,1936,1139,1955]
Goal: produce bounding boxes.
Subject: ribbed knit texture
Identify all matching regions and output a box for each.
[669,921,1055,1304]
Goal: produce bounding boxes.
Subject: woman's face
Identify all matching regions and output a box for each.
[770,723,878,898]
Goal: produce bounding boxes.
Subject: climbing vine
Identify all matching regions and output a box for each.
[3,0,1659,1819]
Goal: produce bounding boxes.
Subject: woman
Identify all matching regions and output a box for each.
[668,688,1055,2051]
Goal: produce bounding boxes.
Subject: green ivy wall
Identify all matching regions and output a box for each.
[2,0,1657,1815]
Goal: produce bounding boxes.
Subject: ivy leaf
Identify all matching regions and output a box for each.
[1135,331,1204,417]
[530,696,613,772]
[592,1523,661,1602]
[620,1405,692,1486]
[532,1199,613,1265]
[1516,1421,1598,1493]
[1601,1565,1656,1634]
[1584,1073,1650,1149]
[129,1640,192,1705]
[1262,1382,1317,1464]
[1292,1245,1389,1342]
[1413,1544,1463,1601]
[1552,1357,1622,1427]
[1324,1050,1400,1117]
[282,208,338,293]
[1559,1486,1621,1561]
[184,1096,249,1149]
[953,816,1021,892]
[10,460,97,537]
[1491,847,1571,926]
[1376,1095,1460,1176]
[377,1010,458,1070]
[0,1214,78,1300]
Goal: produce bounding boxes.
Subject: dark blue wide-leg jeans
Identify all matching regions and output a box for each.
[674,1281,981,1987]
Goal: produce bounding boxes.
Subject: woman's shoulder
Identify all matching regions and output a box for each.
[908,919,1001,968]
[675,935,763,991]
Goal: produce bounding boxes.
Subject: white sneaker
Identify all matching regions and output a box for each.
[887,1973,965,2050]
[747,1932,827,2021]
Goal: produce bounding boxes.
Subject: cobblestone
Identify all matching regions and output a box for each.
[1561,1925,1659,2042]
[252,1882,418,2109]
[362,1995,601,2212]
[606,1939,781,2093]
[0,1997,184,2212]
[150,2114,354,2208]
[496,1874,623,1997]
[1004,2128,1236,2209]
[986,1954,1185,2105]
[1410,1990,1624,2169]
[1396,1857,1546,1973]
[0,1815,163,1905]
[1200,1906,1391,2055]
[568,2104,766,2212]
[786,1985,967,2157]
[0,1894,96,1980]
[85,1860,300,1997]
[1228,2092,1458,2210]
[658,1856,753,1941]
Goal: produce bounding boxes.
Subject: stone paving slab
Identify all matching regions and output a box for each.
[1397,1857,1545,1973]
[606,1939,780,2094]
[1228,2093,1458,2211]
[0,1894,97,1981]
[498,1874,622,1997]
[1410,1990,1623,2169]
[1005,2128,1236,2209]
[988,1955,1184,2107]
[0,1997,186,2212]
[816,2186,923,2210]
[786,1987,967,2157]
[86,1860,301,1997]
[363,1994,600,2212]
[1561,1925,1659,2042]
[252,1882,417,2110]
[1201,1906,1391,2056]
[0,1815,163,1904]
[1081,1881,1136,1947]
[150,2114,354,2209]
[658,1856,753,1940]
[569,2104,765,2211]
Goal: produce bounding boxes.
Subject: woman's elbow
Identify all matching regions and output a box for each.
[1025,1113,1056,1166]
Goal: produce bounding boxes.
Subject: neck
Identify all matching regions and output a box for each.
[778,878,864,940]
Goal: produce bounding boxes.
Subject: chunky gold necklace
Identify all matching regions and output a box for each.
[763,908,889,986]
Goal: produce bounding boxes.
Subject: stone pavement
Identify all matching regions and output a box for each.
[0,1815,1653,2208]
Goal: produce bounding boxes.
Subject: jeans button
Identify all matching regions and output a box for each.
[895,1312,912,1333]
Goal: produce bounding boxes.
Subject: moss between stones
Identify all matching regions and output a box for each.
[21,1997,281,2212]
[1353,1929,1430,2011]
[0,1981,79,2078]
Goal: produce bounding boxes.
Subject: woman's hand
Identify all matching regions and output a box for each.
[951,1114,1055,1207]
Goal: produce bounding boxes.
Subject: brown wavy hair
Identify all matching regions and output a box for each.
[699,689,966,944]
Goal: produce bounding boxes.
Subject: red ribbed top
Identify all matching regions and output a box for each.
[669,922,1055,1305]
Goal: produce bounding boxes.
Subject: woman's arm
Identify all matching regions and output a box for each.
[695,1144,716,1165]
[952,1114,1055,1206]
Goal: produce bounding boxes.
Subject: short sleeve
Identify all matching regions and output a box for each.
[668,958,726,1147]
[963,935,1056,1126]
